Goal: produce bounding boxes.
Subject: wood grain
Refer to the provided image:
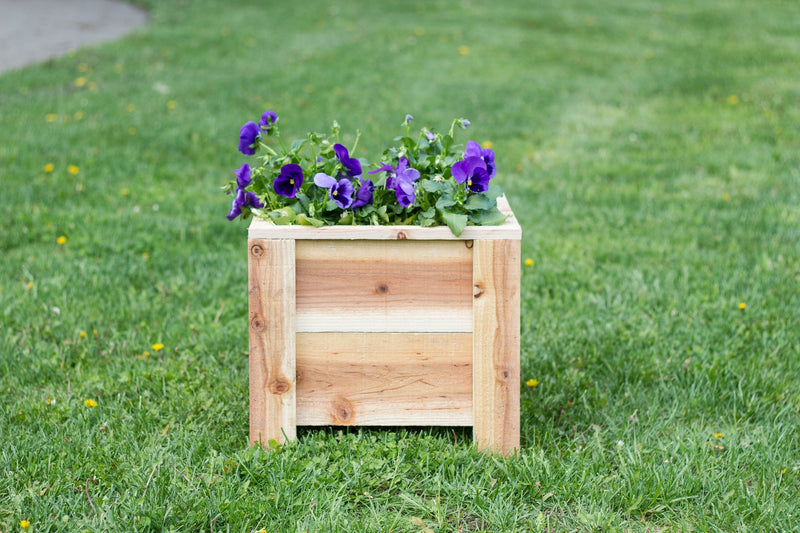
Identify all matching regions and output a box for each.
[248,239,297,445]
[295,332,473,426]
[295,240,473,333]
[472,239,521,455]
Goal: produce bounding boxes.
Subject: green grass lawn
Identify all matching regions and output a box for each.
[2,0,799,530]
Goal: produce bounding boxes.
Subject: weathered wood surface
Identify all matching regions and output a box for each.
[295,332,473,426]
[295,240,473,333]
[248,239,297,445]
[472,239,521,455]
[248,195,521,241]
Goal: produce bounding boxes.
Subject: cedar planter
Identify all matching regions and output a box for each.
[248,196,521,455]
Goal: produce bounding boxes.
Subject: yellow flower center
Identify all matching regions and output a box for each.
[289,179,294,185]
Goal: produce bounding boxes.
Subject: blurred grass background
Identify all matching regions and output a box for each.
[1,0,799,530]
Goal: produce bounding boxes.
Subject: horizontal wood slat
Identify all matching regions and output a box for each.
[295,240,473,332]
[295,332,473,426]
[248,195,521,240]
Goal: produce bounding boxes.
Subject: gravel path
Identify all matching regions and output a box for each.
[0,0,147,73]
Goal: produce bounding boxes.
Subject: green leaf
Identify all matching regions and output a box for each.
[438,209,468,237]
[463,193,494,211]
[296,214,325,227]
[421,179,451,194]
[435,195,457,210]
[469,206,508,226]
[268,206,296,225]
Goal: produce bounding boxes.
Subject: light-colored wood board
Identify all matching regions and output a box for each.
[248,195,521,241]
[248,239,297,445]
[295,332,473,426]
[295,240,473,333]
[472,239,521,455]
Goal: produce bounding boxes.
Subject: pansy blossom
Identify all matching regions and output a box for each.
[334,144,362,177]
[314,173,354,209]
[464,140,496,178]
[369,157,420,207]
[274,164,304,198]
[238,121,261,155]
[451,156,490,193]
[258,110,278,133]
[352,179,374,209]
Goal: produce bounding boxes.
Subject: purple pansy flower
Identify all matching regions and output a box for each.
[226,186,263,220]
[451,156,491,194]
[258,110,278,133]
[352,179,374,209]
[369,157,420,207]
[424,130,436,142]
[405,114,414,123]
[274,163,304,198]
[464,140,496,178]
[238,121,261,155]
[314,173,354,209]
[235,163,251,188]
[334,143,362,177]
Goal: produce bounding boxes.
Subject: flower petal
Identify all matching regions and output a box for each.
[313,172,337,189]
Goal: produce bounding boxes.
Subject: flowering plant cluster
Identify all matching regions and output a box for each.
[223,111,506,236]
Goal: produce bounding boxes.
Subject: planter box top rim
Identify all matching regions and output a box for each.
[248,195,521,241]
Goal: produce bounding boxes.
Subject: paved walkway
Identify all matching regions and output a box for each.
[0,0,147,73]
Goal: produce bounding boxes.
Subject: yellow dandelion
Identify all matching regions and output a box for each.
[481,140,494,149]
[27,281,34,289]
[78,62,89,72]
[88,81,97,91]
[56,236,67,245]
[74,76,87,87]
[67,165,79,175]
[138,351,150,360]
[43,163,54,173]
[167,100,177,110]
[142,252,150,260]
[739,302,746,310]
[20,520,31,531]
[46,397,54,405]
[152,343,164,351]
[80,331,87,338]
[526,378,539,388]
[128,127,137,136]
[714,432,723,438]
[524,258,534,267]
[722,193,730,201]
[126,104,136,113]
[84,399,98,408]
[74,111,85,120]
[458,45,470,55]
[45,113,57,122]
[727,95,739,105]
[120,188,131,196]
[258,529,267,533]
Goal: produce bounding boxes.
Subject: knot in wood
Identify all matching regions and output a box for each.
[376,283,389,294]
[249,314,265,331]
[464,240,474,249]
[332,397,354,424]
[395,231,407,240]
[473,284,485,299]
[269,379,291,395]
[250,243,265,257]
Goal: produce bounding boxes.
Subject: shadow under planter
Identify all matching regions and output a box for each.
[248,196,521,455]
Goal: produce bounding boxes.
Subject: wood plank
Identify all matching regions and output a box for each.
[295,240,473,333]
[295,333,473,426]
[472,239,521,455]
[248,239,297,445]
[248,195,521,241]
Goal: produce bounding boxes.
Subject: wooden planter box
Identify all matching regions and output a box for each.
[248,197,521,455]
